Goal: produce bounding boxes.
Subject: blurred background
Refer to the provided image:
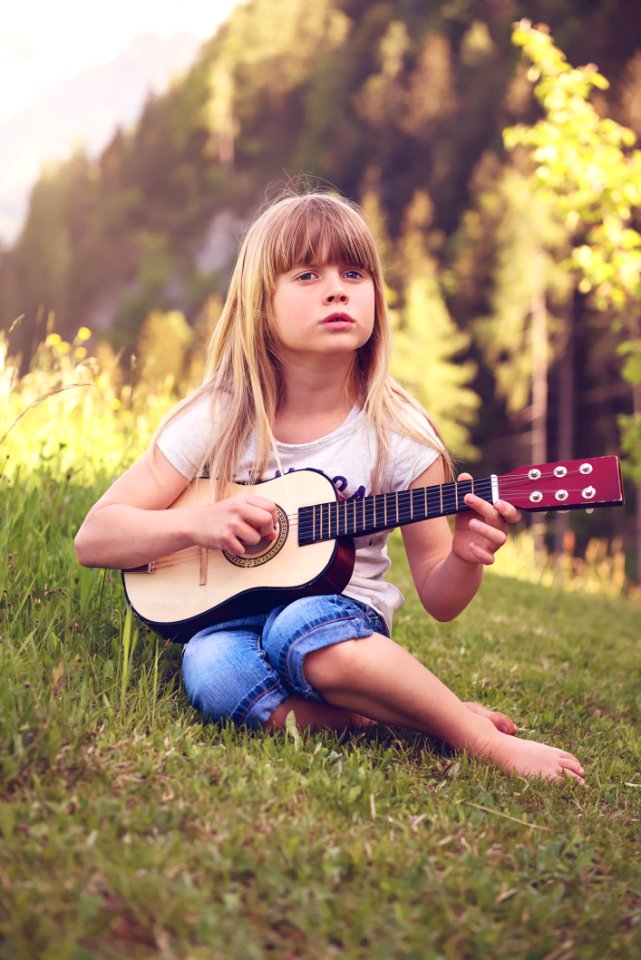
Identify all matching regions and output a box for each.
[1,0,640,589]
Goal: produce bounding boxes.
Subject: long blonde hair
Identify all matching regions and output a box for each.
[159,189,451,495]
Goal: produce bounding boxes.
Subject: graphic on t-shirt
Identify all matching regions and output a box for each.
[273,467,367,501]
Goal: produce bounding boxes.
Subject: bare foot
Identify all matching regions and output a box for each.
[475,726,585,784]
[464,701,517,735]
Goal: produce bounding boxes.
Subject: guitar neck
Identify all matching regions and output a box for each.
[298,476,495,546]
[297,456,624,546]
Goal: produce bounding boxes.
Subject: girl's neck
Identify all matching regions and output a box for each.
[274,357,357,443]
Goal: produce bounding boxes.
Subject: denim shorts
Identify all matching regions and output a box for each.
[181,594,388,728]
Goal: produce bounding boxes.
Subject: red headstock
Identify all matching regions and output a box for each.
[496,457,624,512]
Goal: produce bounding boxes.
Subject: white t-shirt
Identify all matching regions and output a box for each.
[157,394,440,631]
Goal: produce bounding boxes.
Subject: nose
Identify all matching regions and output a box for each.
[323,275,348,305]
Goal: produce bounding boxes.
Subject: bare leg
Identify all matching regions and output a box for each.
[263,696,373,733]
[304,634,585,784]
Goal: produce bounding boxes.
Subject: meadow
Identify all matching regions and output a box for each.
[1,332,640,959]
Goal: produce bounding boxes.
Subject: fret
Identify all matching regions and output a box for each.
[366,495,375,532]
[445,482,457,516]
[457,478,473,509]
[474,476,494,505]
[375,493,385,529]
[397,490,412,525]
[427,484,441,518]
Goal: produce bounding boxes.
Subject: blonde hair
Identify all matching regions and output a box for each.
[158,189,451,495]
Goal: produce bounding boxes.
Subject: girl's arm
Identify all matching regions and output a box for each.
[74,447,278,570]
[401,458,521,622]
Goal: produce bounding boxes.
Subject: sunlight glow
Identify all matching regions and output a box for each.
[0,0,242,122]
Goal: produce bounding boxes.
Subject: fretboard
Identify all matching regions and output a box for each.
[297,476,495,546]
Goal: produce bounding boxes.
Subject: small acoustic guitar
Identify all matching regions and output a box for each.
[122,456,624,643]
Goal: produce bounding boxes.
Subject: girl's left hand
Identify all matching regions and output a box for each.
[452,472,522,566]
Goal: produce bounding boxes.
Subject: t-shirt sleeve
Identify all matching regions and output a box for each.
[388,414,442,490]
[155,394,213,480]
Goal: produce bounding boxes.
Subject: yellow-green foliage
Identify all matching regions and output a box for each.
[0,326,175,483]
[2,324,635,602]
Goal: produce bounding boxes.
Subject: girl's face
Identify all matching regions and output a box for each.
[270,261,375,363]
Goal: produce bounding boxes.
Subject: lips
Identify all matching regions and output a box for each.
[322,312,355,324]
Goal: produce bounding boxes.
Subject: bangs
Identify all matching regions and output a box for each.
[267,195,380,277]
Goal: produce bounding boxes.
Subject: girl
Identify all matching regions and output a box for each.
[75,190,585,784]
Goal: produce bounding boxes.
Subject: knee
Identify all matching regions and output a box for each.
[304,639,361,691]
[182,630,286,728]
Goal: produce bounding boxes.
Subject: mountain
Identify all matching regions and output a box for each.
[0,31,202,243]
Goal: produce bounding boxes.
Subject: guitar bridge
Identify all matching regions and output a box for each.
[123,561,156,574]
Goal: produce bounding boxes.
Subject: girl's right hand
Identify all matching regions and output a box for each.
[192,493,279,556]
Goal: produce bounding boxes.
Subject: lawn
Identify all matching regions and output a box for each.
[1,456,640,960]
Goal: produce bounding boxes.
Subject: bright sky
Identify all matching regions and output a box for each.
[0,0,242,124]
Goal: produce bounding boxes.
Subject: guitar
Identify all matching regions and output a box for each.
[122,456,624,643]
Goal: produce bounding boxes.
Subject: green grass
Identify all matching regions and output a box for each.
[1,462,641,960]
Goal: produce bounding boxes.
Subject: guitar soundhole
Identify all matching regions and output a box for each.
[222,504,289,568]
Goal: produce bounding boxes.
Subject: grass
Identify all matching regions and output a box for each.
[1,454,641,960]
[1,330,640,959]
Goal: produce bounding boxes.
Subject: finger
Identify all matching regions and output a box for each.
[494,499,522,525]
[468,518,508,549]
[462,488,521,527]
[235,503,278,536]
[237,515,276,544]
[468,542,496,565]
[244,496,279,528]
[463,492,503,524]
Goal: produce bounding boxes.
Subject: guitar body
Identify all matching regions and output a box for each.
[122,470,355,643]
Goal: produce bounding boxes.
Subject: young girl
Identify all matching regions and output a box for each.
[75,190,585,784]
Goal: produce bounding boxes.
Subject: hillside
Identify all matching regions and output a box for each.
[1,0,640,564]
[0,32,202,244]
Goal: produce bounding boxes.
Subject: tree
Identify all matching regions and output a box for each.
[390,190,479,460]
[504,20,641,582]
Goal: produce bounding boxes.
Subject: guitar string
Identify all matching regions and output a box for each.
[130,468,605,568]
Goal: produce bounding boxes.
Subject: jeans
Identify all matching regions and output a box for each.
[181,594,387,728]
